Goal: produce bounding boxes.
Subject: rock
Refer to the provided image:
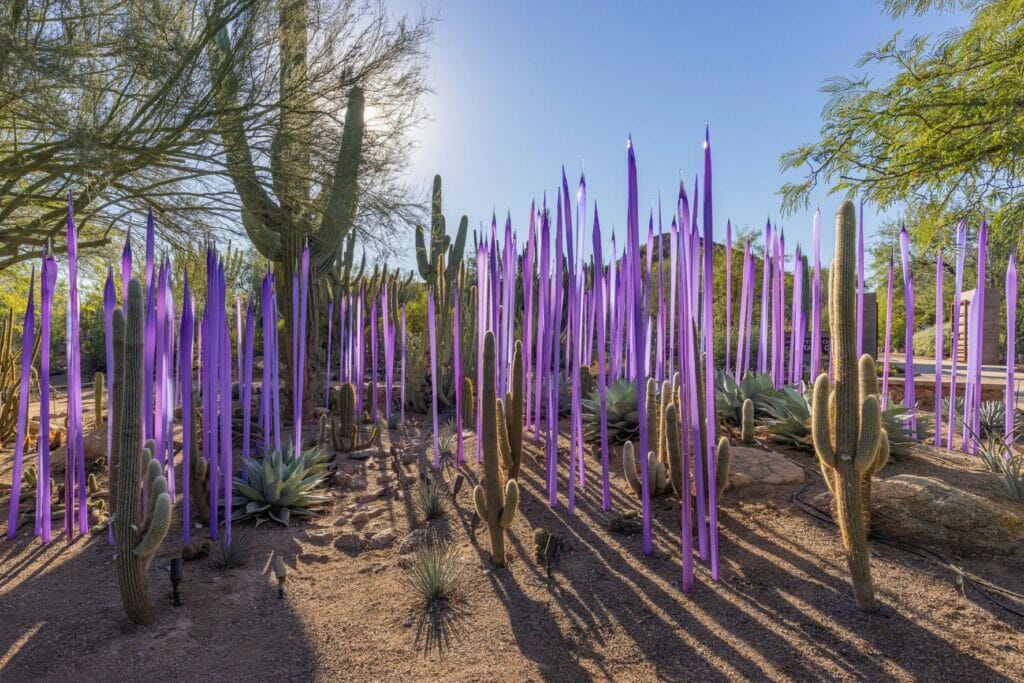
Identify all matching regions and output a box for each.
[336,533,363,552]
[339,461,362,475]
[333,472,353,487]
[356,488,388,504]
[375,472,397,486]
[348,448,374,461]
[351,510,370,524]
[398,528,429,554]
[728,446,805,489]
[83,428,107,461]
[868,475,1024,557]
[367,530,395,550]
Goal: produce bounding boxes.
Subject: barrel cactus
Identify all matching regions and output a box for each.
[811,200,887,612]
[110,278,171,625]
[472,330,519,567]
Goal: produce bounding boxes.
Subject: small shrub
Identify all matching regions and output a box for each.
[417,480,448,521]
[997,456,1024,502]
[215,528,252,569]
[406,545,461,610]
[609,510,643,536]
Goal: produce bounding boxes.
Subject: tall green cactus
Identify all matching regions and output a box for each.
[111,279,171,625]
[811,201,886,612]
[413,175,469,409]
[504,340,524,479]
[473,331,519,567]
[94,371,104,428]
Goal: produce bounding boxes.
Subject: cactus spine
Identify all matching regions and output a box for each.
[111,279,171,625]
[505,340,523,479]
[810,201,885,612]
[740,398,755,443]
[472,331,519,567]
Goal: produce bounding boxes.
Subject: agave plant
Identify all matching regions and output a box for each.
[582,379,639,445]
[714,371,806,425]
[232,446,332,526]
[765,392,927,460]
[942,397,1023,440]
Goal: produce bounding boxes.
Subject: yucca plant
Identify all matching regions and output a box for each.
[582,379,639,445]
[417,479,448,521]
[975,436,1024,501]
[942,398,1023,441]
[406,544,461,610]
[232,446,332,526]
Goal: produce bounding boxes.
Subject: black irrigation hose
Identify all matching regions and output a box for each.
[788,460,1024,620]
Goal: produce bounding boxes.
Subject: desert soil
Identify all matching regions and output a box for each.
[1,389,1023,682]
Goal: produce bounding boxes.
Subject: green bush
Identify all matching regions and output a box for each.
[911,322,951,358]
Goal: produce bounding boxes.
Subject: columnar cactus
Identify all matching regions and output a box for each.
[332,382,357,451]
[811,200,886,612]
[94,371,105,427]
[622,441,668,497]
[740,398,755,444]
[504,340,524,479]
[110,279,171,625]
[462,377,475,426]
[472,331,519,567]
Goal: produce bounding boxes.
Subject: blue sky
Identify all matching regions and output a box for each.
[388,0,968,264]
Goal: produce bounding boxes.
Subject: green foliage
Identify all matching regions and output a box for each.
[405,544,461,610]
[976,439,1024,502]
[582,379,640,446]
[912,323,951,358]
[215,528,252,569]
[417,480,448,521]
[943,397,1024,440]
[232,446,331,526]
[780,1,1024,259]
[714,371,807,426]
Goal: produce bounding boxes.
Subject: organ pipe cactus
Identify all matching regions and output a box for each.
[472,331,519,567]
[741,398,755,443]
[461,377,475,427]
[111,279,171,625]
[811,201,885,612]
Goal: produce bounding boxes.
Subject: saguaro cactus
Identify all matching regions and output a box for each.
[811,201,885,612]
[473,331,519,567]
[111,279,171,625]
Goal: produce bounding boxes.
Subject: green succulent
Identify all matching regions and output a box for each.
[765,392,928,460]
[942,397,1023,441]
[582,379,640,446]
[714,370,807,425]
[232,446,332,526]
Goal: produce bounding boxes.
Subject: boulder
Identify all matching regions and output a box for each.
[868,475,1023,557]
[727,446,805,489]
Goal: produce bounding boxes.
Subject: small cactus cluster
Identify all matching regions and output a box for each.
[810,201,890,613]
[472,331,519,567]
[320,382,379,452]
[622,374,731,499]
[110,278,172,625]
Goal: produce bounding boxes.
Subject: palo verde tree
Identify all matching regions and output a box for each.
[779,0,1024,254]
